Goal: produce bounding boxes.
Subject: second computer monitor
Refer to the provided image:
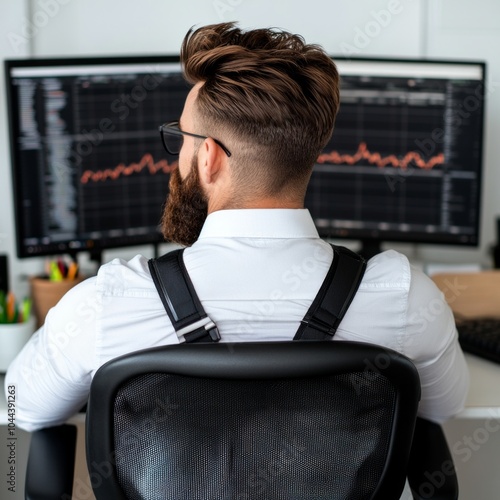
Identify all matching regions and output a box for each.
[6,56,486,260]
[306,57,485,257]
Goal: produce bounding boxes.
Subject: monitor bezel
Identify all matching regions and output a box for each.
[312,55,487,251]
[5,55,487,258]
[5,54,182,259]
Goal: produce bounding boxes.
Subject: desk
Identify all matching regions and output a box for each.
[0,375,88,500]
[438,353,500,499]
[2,355,500,499]
[456,353,500,417]
[428,270,500,497]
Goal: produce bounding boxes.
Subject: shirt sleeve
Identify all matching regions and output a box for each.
[4,277,100,432]
[404,265,470,423]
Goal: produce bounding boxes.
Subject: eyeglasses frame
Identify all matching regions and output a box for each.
[159,121,232,157]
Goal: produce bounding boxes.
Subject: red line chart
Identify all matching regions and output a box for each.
[317,142,445,170]
[80,154,177,184]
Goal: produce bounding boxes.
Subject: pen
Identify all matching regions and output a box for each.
[0,292,31,324]
[0,291,6,323]
[49,261,63,282]
[22,297,32,322]
[6,292,15,323]
[57,257,68,278]
[67,262,79,280]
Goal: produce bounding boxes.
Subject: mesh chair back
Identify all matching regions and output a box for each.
[86,341,420,500]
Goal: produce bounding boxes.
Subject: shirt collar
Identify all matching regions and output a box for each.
[197,209,320,239]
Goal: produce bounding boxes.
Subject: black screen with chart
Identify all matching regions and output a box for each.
[6,56,486,259]
[5,56,188,258]
[306,58,486,256]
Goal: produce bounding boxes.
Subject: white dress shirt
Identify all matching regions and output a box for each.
[5,209,469,432]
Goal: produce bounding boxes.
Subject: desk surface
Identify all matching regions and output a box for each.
[1,352,500,424]
[458,353,500,418]
[428,271,500,418]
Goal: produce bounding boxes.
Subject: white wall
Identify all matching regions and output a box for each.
[1,0,499,295]
[28,0,423,57]
[418,0,500,266]
[0,0,42,300]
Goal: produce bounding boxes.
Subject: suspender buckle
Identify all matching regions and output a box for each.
[305,317,336,337]
[180,317,221,343]
[206,323,221,342]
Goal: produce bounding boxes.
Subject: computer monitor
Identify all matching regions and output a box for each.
[6,56,486,261]
[306,57,486,258]
[5,55,188,261]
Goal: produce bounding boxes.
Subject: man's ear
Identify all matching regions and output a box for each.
[198,137,227,186]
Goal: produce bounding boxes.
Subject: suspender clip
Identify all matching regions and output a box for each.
[207,323,221,342]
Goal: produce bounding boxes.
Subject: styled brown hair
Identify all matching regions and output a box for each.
[181,22,340,198]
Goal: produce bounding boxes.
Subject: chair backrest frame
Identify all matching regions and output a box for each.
[86,340,420,500]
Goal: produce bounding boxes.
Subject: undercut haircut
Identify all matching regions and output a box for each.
[181,22,340,198]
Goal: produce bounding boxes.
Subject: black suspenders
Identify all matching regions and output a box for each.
[149,250,221,344]
[294,245,366,340]
[148,244,366,343]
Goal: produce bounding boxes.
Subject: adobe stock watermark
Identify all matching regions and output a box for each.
[213,0,243,20]
[53,66,167,183]
[18,292,105,382]
[408,276,468,334]
[223,242,330,354]
[349,347,395,396]
[344,273,462,397]
[8,0,73,54]
[22,263,128,381]
[395,412,500,499]
[385,77,498,193]
[452,410,500,463]
[64,394,179,499]
[5,385,17,494]
[340,0,403,56]
[247,438,306,497]
[409,457,457,500]
[234,242,331,337]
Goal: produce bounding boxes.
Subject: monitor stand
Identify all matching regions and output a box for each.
[88,249,103,268]
[357,239,383,261]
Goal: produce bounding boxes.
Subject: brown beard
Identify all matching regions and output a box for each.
[160,157,208,246]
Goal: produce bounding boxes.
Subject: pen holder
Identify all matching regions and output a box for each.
[30,276,85,328]
[0,316,36,372]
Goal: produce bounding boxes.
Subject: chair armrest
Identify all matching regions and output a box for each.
[407,417,459,500]
[25,424,77,500]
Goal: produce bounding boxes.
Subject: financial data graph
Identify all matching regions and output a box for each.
[7,57,485,258]
[317,142,445,170]
[77,141,175,235]
[8,58,189,256]
[74,67,187,239]
[80,153,176,184]
[305,61,484,246]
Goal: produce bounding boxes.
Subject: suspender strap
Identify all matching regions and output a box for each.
[293,245,366,341]
[149,244,366,343]
[148,249,220,343]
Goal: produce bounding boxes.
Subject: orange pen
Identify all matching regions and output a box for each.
[67,262,79,280]
[6,291,15,323]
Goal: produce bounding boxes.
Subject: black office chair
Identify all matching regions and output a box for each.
[84,341,419,500]
[24,423,77,500]
[24,341,459,500]
[407,418,459,500]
